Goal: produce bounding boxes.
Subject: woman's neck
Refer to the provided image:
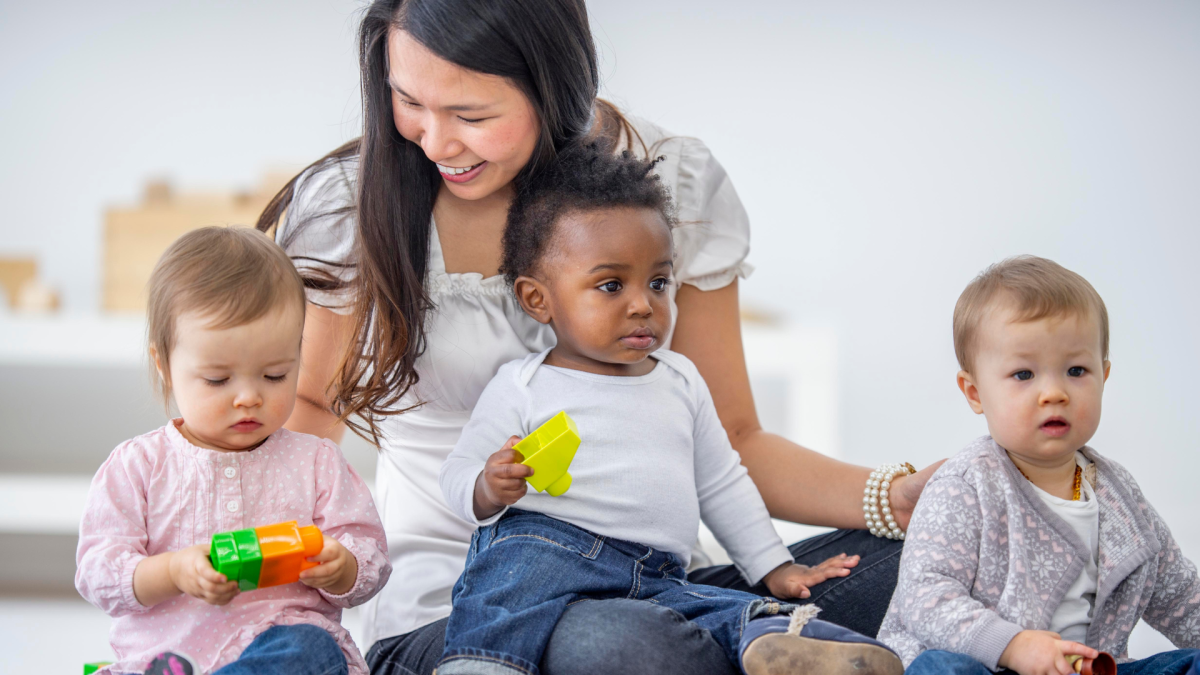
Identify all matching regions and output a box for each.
[433,182,514,277]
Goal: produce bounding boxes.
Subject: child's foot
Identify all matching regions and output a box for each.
[740,607,903,675]
[143,651,199,675]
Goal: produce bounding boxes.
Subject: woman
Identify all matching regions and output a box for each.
[258,1,940,673]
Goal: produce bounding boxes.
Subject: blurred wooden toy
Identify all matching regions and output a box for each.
[1066,652,1117,675]
[209,520,324,591]
[515,411,580,497]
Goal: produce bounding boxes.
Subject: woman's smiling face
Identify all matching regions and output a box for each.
[387,29,541,201]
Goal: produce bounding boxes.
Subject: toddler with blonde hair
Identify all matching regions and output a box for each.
[76,227,390,675]
[879,256,1200,675]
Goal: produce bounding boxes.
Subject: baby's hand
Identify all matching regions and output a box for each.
[762,554,859,599]
[999,630,1098,675]
[473,435,534,520]
[299,535,358,596]
[169,544,239,606]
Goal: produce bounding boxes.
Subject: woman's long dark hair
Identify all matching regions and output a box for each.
[258,0,642,443]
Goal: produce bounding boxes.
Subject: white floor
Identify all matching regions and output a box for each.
[0,597,365,674]
[0,596,1180,674]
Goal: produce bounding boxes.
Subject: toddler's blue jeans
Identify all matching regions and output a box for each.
[905,649,1199,675]
[437,509,795,675]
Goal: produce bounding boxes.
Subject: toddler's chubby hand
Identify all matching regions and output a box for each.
[169,544,239,606]
[999,630,1098,675]
[299,535,358,596]
[473,436,534,520]
[762,554,859,600]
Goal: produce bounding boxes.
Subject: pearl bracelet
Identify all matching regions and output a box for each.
[863,463,916,540]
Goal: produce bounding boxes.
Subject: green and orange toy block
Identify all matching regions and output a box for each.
[209,520,323,591]
[515,411,581,497]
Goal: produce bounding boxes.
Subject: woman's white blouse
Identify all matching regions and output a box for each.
[277,117,753,644]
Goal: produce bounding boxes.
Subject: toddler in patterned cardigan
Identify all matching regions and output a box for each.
[76,227,391,675]
[878,256,1199,675]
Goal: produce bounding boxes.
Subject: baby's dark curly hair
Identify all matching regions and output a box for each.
[501,142,675,287]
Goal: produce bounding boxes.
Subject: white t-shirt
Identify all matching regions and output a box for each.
[276,117,755,645]
[441,349,793,585]
[1029,452,1100,644]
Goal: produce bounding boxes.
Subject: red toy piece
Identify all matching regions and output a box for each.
[1068,652,1116,675]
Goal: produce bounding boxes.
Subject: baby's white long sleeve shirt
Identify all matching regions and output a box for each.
[440,349,793,585]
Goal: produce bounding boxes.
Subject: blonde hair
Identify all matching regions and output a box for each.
[147,226,306,404]
[953,255,1108,372]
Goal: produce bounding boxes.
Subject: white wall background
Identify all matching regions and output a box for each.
[1,0,1197,658]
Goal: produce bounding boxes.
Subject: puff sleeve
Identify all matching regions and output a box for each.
[657,135,753,291]
[274,157,360,314]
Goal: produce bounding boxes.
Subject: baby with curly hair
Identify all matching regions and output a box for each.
[435,143,905,675]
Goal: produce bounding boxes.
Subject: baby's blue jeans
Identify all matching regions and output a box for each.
[212,624,347,675]
[437,509,794,675]
[905,649,1198,675]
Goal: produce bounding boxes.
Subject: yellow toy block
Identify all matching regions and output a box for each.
[515,411,580,496]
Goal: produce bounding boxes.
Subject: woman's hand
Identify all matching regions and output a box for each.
[473,435,534,520]
[300,535,359,596]
[169,544,240,606]
[761,554,859,599]
[999,630,1098,675]
[885,460,946,530]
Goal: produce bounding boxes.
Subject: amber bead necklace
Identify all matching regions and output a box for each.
[1016,463,1082,501]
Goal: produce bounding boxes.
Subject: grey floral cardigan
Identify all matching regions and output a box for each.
[878,436,1200,669]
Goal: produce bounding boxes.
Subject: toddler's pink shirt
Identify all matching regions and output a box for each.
[76,421,391,675]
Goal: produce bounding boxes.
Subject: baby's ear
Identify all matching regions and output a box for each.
[149,346,166,381]
[148,346,174,414]
[1102,360,1111,382]
[957,370,985,414]
[513,276,553,325]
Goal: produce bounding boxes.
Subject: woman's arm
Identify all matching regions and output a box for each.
[285,304,355,443]
[671,281,938,530]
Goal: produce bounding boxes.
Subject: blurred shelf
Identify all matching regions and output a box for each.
[0,474,90,594]
[0,474,91,534]
[0,314,146,366]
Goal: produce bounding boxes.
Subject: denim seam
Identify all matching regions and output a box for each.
[375,657,419,675]
[628,548,654,599]
[584,535,605,559]
[663,566,697,588]
[492,534,583,556]
[737,599,789,643]
[809,543,902,605]
[439,653,535,675]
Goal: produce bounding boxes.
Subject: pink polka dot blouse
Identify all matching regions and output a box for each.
[76,421,391,674]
